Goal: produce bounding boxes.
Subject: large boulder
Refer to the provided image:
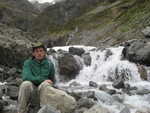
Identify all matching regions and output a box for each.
[69,47,85,56]
[122,39,150,66]
[40,86,76,113]
[58,53,80,81]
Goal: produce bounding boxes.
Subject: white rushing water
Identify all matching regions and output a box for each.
[51,46,141,85]
[49,45,150,113]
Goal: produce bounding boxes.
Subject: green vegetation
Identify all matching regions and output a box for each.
[0,3,9,9]
[117,0,150,32]
[35,0,150,44]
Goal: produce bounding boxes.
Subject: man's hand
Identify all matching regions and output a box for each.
[44,80,53,84]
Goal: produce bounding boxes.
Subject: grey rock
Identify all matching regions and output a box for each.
[0,88,3,99]
[37,105,61,113]
[83,104,111,113]
[7,86,19,100]
[69,91,95,100]
[122,39,150,66]
[112,94,124,103]
[0,100,4,111]
[40,85,76,113]
[58,53,80,81]
[69,47,85,56]
[82,53,91,66]
[112,77,125,89]
[120,107,130,113]
[7,68,17,75]
[89,81,98,88]
[137,64,147,80]
[105,49,113,61]
[142,26,150,38]
[0,24,32,68]
[95,91,114,105]
[69,81,81,87]
[74,107,88,113]
[77,98,95,109]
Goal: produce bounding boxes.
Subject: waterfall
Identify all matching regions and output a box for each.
[74,46,141,85]
[49,46,141,86]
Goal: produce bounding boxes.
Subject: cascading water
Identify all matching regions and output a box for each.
[48,45,150,113]
[50,46,141,85]
[74,46,141,85]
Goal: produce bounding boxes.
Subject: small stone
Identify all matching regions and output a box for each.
[89,81,98,88]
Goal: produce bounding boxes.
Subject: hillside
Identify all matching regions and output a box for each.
[0,0,38,67]
[31,0,150,47]
[0,0,38,31]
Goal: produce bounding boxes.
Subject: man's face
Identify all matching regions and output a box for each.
[32,48,46,60]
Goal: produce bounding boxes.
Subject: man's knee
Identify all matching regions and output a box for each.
[20,81,33,89]
[38,81,52,91]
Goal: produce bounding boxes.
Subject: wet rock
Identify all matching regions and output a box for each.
[120,107,130,113]
[105,49,113,61]
[99,85,117,95]
[37,105,60,113]
[112,77,125,89]
[82,53,91,66]
[122,39,150,66]
[58,53,80,81]
[137,64,147,80]
[142,26,150,38]
[69,47,85,56]
[95,91,114,105]
[129,87,150,95]
[106,89,116,95]
[89,81,98,88]
[69,91,95,101]
[112,94,124,103]
[69,81,81,87]
[76,98,95,109]
[83,104,111,113]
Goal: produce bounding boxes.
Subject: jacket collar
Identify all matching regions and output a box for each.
[32,57,47,65]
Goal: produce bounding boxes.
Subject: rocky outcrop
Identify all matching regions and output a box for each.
[0,24,32,67]
[122,39,150,66]
[31,0,117,38]
[0,0,38,31]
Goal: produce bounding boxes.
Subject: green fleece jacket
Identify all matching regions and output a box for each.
[22,58,55,85]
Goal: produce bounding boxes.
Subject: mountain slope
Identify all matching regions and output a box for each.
[31,0,150,47]
[0,0,38,31]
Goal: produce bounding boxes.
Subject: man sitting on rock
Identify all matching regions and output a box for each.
[18,42,55,113]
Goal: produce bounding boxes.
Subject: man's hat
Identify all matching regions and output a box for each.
[32,42,46,51]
